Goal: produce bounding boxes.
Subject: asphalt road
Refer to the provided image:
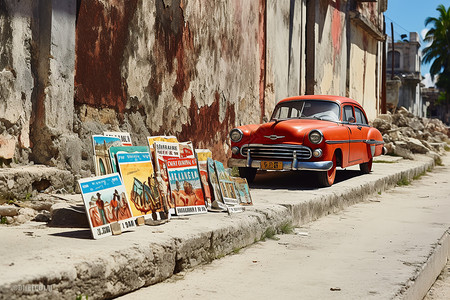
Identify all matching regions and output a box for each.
[116,154,450,300]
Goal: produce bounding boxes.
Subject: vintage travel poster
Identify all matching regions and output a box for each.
[153,141,181,214]
[92,135,122,176]
[117,152,170,221]
[232,177,253,205]
[147,135,178,150]
[78,173,136,239]
[214,160,239,206]
[104,131,133,146]
[206,158,227,211]
[195,149,213,208]
[166,157,207,216]
[109,146,150,173]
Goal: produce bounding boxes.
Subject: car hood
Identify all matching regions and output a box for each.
[247,119,337,144]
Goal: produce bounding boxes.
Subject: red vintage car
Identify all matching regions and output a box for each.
[228,95,386,187]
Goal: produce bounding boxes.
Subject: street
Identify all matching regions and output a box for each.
[117,154,450,299]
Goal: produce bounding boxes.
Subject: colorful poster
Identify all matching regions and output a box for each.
[78,173,136,239]
[92,135,122,176]
[147,135,178,149]
[117,152,170,221]
[207,158,227,211]
[195,150,213,208]
[109,146,150,173]
[214,160,239,206]
[104,131,133,146]
[166,157,207,215]
[232,177,253,205]
[153,141,181,215]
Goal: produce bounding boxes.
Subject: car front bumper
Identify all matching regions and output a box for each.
[227,158,333,171]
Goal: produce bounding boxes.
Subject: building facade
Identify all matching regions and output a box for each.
[0,0,387,177]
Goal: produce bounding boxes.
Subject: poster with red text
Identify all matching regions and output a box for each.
[166,157,207,216]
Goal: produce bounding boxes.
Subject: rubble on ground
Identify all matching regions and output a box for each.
[371,107,449,159]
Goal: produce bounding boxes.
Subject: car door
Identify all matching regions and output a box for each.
[342,105,364,164]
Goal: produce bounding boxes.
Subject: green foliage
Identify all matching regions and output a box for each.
[232,247,241,254]
[279,222,294,234]
[413,171,427,180]
[444,144,450,152]
[25,193,32,201]
[1,217,7,224]
[373,160,396,164]
[397,177,411,186]
[260,227,279,241]
[435,156,444,166]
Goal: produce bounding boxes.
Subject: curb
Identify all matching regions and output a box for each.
[0,154,443,299]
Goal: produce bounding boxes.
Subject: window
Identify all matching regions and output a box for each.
[354,107,368,124]
[343,106,354,122]
[271,100,340,121]
[387,50,400,69]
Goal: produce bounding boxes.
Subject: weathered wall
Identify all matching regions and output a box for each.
[312,0,348,96]
[348,25,379,120]
[0,0,34,162]
[76,0,262,164]
[265,0,306,116]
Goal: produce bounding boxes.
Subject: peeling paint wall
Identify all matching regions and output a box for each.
[312,0,348,96]
[0,0,387,178]
[0,0,34,161]
[265,0,306,116]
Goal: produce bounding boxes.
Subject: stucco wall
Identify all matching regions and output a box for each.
[0,0,34,161]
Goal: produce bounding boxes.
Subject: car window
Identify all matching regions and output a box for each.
[343,106,354,122]
[354,107,368,125]
[271,100,340,121]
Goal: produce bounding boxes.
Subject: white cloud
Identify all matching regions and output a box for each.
[422,73,436,88]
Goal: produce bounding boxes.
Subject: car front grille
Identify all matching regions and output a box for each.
[240,144,312,160]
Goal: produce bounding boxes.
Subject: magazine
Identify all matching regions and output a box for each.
[116,152,170,221]
[206,158,227,211]
[166,157,207,215]
[92,135,122,176]
[78,173,136,239]
[214,160,239,206]
[231,177,253,205]
[195,150,213,209]
[109,146,150,173]
[104,131,132,146]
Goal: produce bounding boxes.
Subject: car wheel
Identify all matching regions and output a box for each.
[317,154,336,187]
[238,167,257,183]
[359,158,373,174]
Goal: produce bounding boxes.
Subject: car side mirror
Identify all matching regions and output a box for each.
[347,117,356,123]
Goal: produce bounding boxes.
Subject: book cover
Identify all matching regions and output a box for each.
[206,158,227,211]
[214,160,239,206]
[78,173,136,239]
[117,152,170,221]
[109,146,150,173]
[104,131,133,146]
[231,177,253,205]
[166,157,207,215]
[92,135,122,176]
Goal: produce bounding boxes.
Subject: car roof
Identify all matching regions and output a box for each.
[278,95,361,106]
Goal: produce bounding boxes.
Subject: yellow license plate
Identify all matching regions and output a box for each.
[261,161,283,170]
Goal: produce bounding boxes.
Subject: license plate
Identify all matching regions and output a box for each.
[261,161,283,170]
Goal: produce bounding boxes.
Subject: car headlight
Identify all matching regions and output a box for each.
[231,146,240,155]
[229,128,243,142]
[309,130,323,144]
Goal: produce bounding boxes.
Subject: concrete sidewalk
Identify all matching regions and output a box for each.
[0,154,440,299]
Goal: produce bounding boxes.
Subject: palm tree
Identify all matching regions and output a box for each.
[422,4,450,123]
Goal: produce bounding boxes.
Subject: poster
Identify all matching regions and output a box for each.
[104,131,133,146]
[166,157,207,215]
[92,135,122,176]
[78,173,136,239]
[117,152,170,221]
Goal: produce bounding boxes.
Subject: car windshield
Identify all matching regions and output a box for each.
[271,100,340,122]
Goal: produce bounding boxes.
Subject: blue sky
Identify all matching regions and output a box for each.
[385,0,446,87]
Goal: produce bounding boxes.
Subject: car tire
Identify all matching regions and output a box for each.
[317,154,336,187]
[238,167,257,183]
[359,158,373,174]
